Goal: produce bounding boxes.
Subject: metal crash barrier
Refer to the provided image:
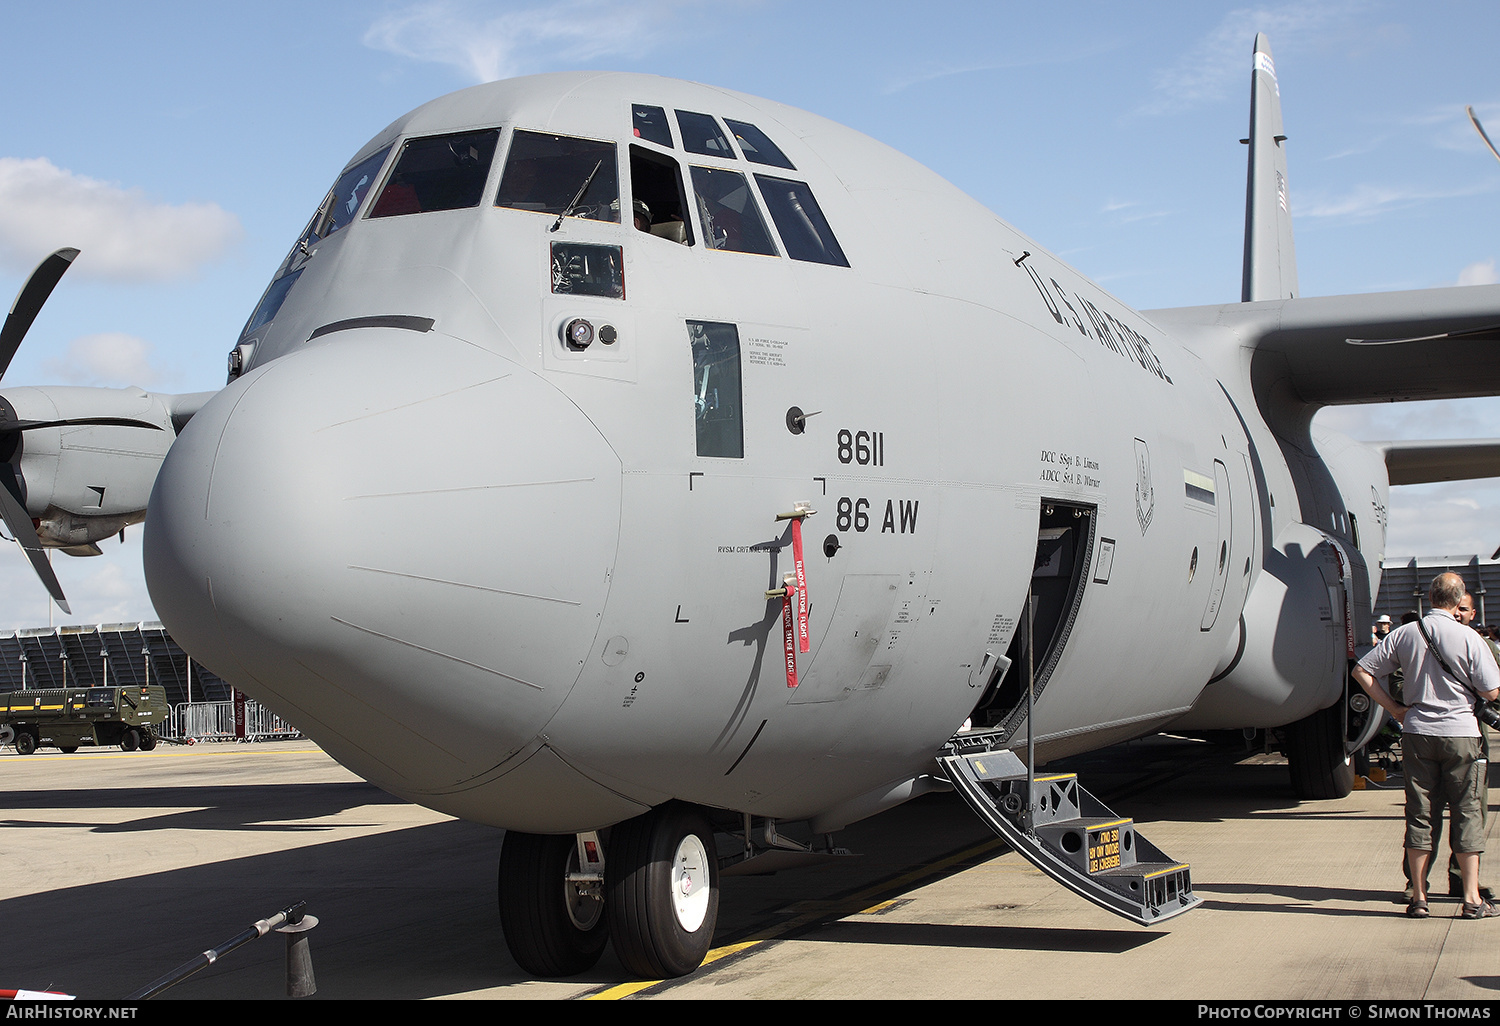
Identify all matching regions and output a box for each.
[164,699,302,742]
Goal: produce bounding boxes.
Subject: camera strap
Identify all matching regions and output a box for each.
[1415,616,1484,703]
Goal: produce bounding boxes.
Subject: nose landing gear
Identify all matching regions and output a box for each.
[498,832,610,977]
[607,803,720,979]
[498,802,721,980]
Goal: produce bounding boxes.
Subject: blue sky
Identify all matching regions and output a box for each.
[2,0,1499,628]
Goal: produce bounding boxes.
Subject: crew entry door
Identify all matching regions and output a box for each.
[968,501,1096,741]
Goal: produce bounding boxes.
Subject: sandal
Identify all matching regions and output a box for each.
[1461,900,1498,919]
[1407,900,1430,918]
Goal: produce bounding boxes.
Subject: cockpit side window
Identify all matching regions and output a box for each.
[722,120,795,170]
[369,129,500,218]
[317,146,393,236]
[690,167,777,256]
[630,146,694,246]
[240,270,303,341]
[754,175,849,267]
[496,131,620,223]
[632,104,674,148]
[687,321,744,459]
[675,111,736,158]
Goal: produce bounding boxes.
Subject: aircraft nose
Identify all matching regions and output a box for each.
[144,329,621,792]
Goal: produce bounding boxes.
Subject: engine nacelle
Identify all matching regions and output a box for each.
[0,385,178,549]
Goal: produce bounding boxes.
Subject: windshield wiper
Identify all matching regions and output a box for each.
[551,159,604,232]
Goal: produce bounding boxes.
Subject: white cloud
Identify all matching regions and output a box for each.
[42,333,163,388]
[0,158,241,282]
[882,39,1122,95]
[1294,180,1494,222]
[1385,484,1500,559]
[1457,258,1499,286]
[363,0,685,83]
[1137,1,1365,117]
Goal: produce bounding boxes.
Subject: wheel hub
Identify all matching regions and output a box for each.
[563,844,604,932]
[671,833,710,932]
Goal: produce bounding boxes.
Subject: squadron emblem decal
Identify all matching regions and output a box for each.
[1134,438,1155,534]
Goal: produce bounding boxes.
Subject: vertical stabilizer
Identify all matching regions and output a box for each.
[1241,33,1299,302]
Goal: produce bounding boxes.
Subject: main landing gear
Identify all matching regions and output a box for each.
[498,802,720,980]
[1283,700,1356,800]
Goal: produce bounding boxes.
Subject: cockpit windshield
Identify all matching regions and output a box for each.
[369,129,500,218]
[496,132,619,223]
[690,167,776,256]
[754,176,848,266]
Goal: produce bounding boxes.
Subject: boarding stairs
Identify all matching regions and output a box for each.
[938,737,1200,924]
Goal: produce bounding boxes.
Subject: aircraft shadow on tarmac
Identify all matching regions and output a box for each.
[6,736,1479,997]
[0,781,401,833]
[1,816,518,1000]
[1,778,1152,998]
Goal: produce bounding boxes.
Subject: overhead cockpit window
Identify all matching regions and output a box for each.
[316,146,393,236]
[496,132,620,223]
[690,167,777,256]
[754,176,849,267]
[687,321,744,459]
[675,111,736,158]
[722,120,794,170]
[632,104,674,147]
[369,129,500,218]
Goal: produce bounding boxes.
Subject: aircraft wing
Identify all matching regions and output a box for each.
[1376,439,1500,485]
[165,390,220,432]
[1148,283,1500,405]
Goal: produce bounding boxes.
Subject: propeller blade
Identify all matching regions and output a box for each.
[1469,106,1500,167]
[0,248,79,382]
[0,416,164,435]
[0,462,71,614]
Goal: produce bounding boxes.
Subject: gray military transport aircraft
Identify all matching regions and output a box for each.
[3,34,1498,979]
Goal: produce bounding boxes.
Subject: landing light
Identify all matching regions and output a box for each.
[564,318,595,351]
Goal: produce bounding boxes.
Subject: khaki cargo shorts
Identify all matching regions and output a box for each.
[1404,733,1488,853]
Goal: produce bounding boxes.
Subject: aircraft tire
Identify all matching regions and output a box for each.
[59,746,78,754]
[120,728,140,753]
[14,730,36,756]
[1284,702,1355,800]
[498,832,608,977]
[606,802,719,979]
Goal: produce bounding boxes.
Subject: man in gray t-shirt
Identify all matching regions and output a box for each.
[1353,572,1500,918]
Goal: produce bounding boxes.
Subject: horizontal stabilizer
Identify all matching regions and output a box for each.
[1379,439,1500,485]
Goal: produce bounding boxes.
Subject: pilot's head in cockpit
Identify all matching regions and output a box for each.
[633,198,652,233]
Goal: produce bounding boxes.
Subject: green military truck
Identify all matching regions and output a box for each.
[0,685,169,754]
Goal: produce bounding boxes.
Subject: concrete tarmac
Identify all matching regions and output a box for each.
[2,734,1497,1001]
